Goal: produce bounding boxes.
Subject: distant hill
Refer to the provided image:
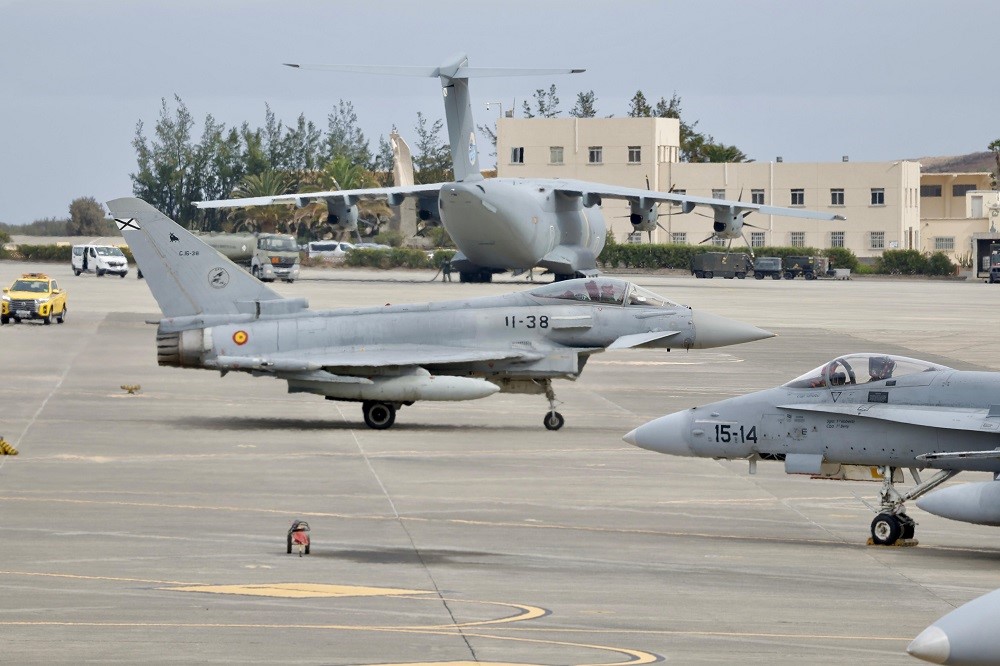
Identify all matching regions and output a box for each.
[912,151,996,174]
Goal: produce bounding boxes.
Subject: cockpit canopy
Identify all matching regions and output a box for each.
[528,277,679,308]
[783,353,952,389]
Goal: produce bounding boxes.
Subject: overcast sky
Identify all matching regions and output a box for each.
[1,0,997,225]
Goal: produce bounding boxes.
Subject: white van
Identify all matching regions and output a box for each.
[72,244,129,278]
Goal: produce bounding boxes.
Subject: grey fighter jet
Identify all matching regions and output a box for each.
[107,197,773,430]
[908,587,1000,665]
[196,54,844,283]
[624,352,1000,545]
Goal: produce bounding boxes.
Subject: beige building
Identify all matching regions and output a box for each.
[497,117,995,266]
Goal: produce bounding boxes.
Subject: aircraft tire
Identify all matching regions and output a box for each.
[543,411,565,431]
[363,401,396,429]
[871,513,902,545]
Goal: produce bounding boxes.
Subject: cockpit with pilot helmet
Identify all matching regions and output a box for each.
[528,277,679,308]
[783,353,951,389]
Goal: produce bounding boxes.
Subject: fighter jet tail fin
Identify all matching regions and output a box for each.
[106,198,303,319]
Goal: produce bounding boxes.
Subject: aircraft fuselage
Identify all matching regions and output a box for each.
[440,178,606,276]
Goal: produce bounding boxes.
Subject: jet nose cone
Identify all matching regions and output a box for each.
[907,625,950,664]
[623,411,693,456]
[690,310,774,349]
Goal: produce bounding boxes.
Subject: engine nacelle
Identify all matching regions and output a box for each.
[629,198,658,232]
[712,205,746,239]
[324,196,359,232]
[917,480,1000,526]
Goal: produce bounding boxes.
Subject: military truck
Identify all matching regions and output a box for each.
[752,256,783,280]
[197,232,300,283]
[690,252,753,279]
[783,255,829,280]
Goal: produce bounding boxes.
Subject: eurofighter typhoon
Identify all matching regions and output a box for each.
[108,197,773,430]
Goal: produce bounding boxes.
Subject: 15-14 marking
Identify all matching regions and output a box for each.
[714,424,757,444]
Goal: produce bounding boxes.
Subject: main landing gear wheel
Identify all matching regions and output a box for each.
[871,513,903,546]
[544,411,565,431]
[362,401,396,429]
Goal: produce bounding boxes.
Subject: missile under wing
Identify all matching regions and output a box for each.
[108,197,773,430]
[624,353,1000,545]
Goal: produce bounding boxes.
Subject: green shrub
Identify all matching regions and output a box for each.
[13,245,74,262]
[926,251,957,276]
[876,249,927,275]
[822,247,861,272]
[374,230,405,248]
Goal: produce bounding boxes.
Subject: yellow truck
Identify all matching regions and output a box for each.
[1,273,68,325]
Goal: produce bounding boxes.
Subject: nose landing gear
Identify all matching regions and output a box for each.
[868,466,958,545]
[542,380,564,431]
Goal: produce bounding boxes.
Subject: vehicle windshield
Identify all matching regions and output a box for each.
[11,280,49,293]
[259,237,298,252]
[528,278,677,307]
[309,243,338,252]
[783,353,951,389]
[95,247,125,257]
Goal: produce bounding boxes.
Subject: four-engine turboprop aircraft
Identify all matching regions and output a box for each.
[108,197,773,430]
[196,53,845,283]
[624,353,1000,546]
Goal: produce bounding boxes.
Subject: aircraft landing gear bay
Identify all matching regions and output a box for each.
[868,466,958,545]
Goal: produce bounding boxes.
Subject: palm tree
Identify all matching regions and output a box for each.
[227,170,296,233]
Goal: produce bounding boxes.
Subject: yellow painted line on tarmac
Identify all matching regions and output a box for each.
[165,583,432,599]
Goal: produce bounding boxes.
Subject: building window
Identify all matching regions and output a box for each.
[751,189,765,205]
[510,147,524,164]
[626,231,642,244]
[934,237,955,251]
[549,146,564,164]
[671,232,687,244]
[920,184,942,197]
[673,188,686,196]
[628,146,641,164]
[870,231,885,249]
[791,188,805,206]
[830,231,845,248]
[830,188,845,206]
[712,188,726,199]
[953,184,976,197]
[790,232,805,247]
[750,231,765,247]
[588,146,603,164]
[712,238,727,247]
[871,188,885,205]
